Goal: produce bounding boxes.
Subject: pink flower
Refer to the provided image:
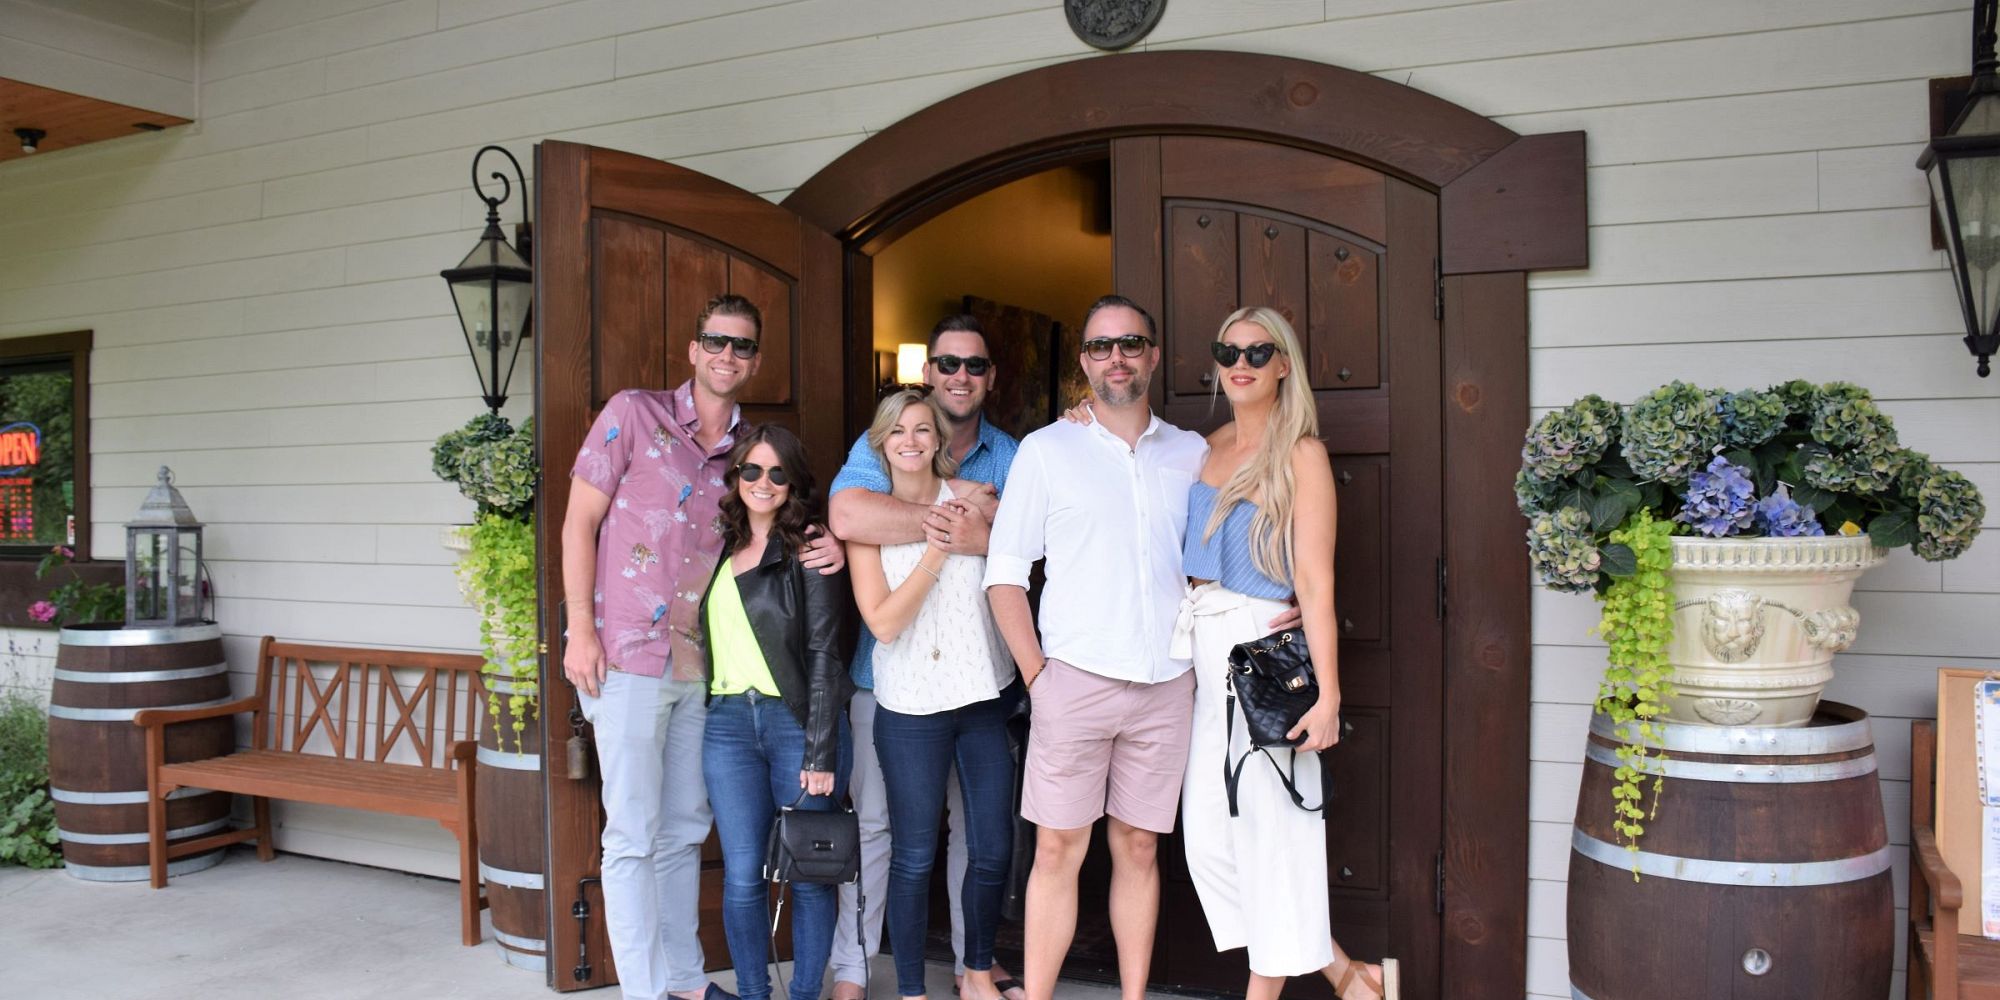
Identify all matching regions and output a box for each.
[53,546,72,559]
[27,601,56,623]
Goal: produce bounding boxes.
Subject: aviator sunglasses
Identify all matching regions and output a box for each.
[1081,334,1155,361]
[735,462,789,486]
[1210,341,1281,368]
[930,354,992,376]
[697,332,760,359]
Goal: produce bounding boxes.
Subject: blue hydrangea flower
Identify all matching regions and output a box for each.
[1677,455,1756,537]
[1753,486,1824,538]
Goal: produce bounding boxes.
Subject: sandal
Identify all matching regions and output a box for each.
[1332,953,1399,1000]
[993,978,1027,1000]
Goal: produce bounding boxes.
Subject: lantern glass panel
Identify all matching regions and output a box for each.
[446,236,531,405]
[128,526,171,622]
[1948,151,2000,336]
[175,527,200,620]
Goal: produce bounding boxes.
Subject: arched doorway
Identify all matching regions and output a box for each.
[536,50,1582,1000]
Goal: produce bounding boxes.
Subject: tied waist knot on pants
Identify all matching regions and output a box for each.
[1173,580,1336,978]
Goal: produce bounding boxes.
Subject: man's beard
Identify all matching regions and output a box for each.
[932,387,981,424]
[1088,366,1149,407]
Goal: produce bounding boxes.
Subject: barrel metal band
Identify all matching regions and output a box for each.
[54,662,227,685]
[48,696,233,722]
[51,785,208,804]
[476,746,542,771]
[492,929,546,952]
[1572,986,1597,1000]
[63,852,223,882]
[59,817,230,845]
[1589,710,1871,756]
[501,949,548,972]
[1571,828,1892,886]
[1581,741,1877,783]
[59,622,222,646]
[480,861,545,890]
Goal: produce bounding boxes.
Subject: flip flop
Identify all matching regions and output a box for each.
[994,978,1027,1000]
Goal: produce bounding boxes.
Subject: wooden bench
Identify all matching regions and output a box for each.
[1912,718,2000,998]
[133,637,488,946]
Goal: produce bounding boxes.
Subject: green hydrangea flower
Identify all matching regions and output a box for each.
[1526,506,1601,593]
[1772,379,1818,419]
[1622,381,1722,483]
[1914,466,1985,561]
[431,412,513,483]
[1515,467,1565,517]
[1520,395,1620,482]
[1810,382,1895,450]
[1716,388,1788,449]
[434,415,537,520]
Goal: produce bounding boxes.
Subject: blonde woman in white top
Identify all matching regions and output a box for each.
[848,388,1020,1000]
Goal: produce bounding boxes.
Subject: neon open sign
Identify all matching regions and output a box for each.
[0,422,43,475]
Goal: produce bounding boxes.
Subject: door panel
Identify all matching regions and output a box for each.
[537,140,845,991]
[1111,135,1444,999]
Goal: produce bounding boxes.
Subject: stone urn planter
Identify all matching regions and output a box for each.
[1662,533,1884,729]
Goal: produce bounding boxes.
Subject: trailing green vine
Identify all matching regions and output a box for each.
[1593,509,1675,869]
[456,513,539,752]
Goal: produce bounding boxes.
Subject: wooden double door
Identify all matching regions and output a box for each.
[537,136,1444,998]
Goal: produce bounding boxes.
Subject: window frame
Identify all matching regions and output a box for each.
[0,330,92,561]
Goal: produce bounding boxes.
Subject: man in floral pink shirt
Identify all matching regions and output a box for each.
[560,293,842,1000]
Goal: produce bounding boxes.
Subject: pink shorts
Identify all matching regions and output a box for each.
[1021,658,1196,834]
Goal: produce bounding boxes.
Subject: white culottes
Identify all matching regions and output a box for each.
[1175,582,1334,978]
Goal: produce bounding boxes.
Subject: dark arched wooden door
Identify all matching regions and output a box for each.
[535,139,844,989]
[1106,135,1446,998]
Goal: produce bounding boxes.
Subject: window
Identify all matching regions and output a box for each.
[0,332,90,559]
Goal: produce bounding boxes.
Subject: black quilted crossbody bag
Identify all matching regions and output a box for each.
[1223,627,1326,817]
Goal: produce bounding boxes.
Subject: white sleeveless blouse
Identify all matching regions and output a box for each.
[871,482,1015,715]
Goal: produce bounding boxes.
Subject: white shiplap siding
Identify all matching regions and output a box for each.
[0,2,1983,994]
[0,0,198,118]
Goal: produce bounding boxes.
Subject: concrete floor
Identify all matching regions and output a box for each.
[0,850,1161,1000]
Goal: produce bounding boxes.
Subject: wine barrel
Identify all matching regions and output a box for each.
[478,674,548,972]
[1566,701,1893,999]
[46,622,233,881]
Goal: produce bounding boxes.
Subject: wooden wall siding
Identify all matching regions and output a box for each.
[0,2,1980,995]
[0,0,197,119]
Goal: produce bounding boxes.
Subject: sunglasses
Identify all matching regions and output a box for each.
[1210,342,1281,368]
[697,332,760,359]
[1081,334,1154,361]
[931,354,992,376]
[736,463,788,486]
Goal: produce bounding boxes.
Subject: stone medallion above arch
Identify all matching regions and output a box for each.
[782,49,1586,274]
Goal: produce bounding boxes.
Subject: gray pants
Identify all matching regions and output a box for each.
[831,689,980,984]
[579,672,712,1000]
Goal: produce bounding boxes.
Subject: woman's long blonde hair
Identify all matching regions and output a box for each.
[1204,306,1317,582]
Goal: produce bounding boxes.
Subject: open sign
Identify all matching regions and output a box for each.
[0,422,42,474]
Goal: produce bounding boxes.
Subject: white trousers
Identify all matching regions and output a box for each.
[578,671,713,1000]
[830,689,981,984]
[1176,582,1335,978]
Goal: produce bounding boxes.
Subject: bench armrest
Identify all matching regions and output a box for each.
[449,739,477,767]
[1916,823,1964,911]
[132,696,261,730]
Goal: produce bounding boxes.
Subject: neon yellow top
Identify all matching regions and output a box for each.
[706,565,779,697]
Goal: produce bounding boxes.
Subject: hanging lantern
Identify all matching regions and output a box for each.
[440,144,533,412]
[1920,0,2000,376]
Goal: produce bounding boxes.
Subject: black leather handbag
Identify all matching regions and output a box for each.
[1223,627,1326,817]
[763,790,860,886]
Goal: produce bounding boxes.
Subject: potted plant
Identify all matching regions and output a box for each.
[432,413,538,749]
[1517,379,1984,845]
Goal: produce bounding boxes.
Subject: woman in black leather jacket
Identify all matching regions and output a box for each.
[699,423,856,1000]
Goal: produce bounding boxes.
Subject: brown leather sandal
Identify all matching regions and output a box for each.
[1332,953,1400,1000]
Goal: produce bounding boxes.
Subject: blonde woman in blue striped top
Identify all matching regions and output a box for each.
[1173,306,1396,1000]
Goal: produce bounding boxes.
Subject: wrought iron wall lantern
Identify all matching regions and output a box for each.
[440,145,533,412]
[1921,0,2000,377]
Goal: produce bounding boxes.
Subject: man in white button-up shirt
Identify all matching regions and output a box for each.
[985,296,1208,1000]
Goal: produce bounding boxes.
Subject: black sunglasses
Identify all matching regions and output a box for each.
[697,332,760,359]
[931,354,992,376]
[1210,341,1281,368]
[736,462,788,486]
[1081,335,1154,361]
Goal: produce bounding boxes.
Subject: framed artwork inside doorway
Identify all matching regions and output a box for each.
[961,294,1069,439]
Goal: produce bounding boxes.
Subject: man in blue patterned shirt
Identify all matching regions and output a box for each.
[825,313,1023,1000]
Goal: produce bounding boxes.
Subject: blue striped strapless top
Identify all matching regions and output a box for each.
[1181,481,1293,600]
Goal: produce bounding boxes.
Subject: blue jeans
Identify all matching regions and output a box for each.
[702,692,852,1000]
[874,685,1020,997]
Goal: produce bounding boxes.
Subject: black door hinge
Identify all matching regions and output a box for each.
[1435,557,1447,619]
[1434,849,1445,915]
[1433,258,1444,321]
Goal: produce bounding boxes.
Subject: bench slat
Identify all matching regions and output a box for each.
[159,750,460,821]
